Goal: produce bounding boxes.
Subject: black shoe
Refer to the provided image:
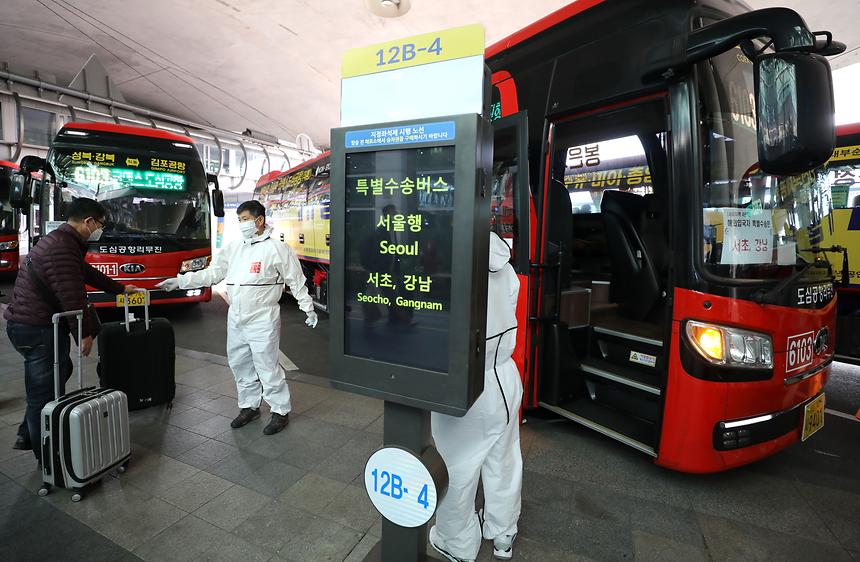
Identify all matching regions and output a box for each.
[263,413,289,435]
[230,408,260,429]
[13,435,31,451]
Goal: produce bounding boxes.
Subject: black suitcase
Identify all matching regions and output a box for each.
[98,291,175,410]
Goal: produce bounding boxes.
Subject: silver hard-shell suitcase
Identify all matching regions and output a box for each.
[39,310,131,502]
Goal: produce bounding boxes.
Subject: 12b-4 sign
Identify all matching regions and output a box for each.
[364,447,438,528]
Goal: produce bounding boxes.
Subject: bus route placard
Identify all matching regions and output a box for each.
[329,113,492,416]
[344,145,456,373]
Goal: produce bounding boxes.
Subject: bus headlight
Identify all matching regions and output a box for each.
[180,256,210,273]
[685,321,773,369]
[0,241,19,251]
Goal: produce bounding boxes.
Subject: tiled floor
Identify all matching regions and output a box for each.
[0,317,858,561]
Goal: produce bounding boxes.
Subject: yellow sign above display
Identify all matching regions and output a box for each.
[341,24,485,79]
[829,144,860,163]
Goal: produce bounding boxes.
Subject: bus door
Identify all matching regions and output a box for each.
[536,97,672,456]
[490,111,532,404]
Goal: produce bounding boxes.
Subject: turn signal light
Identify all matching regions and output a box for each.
[685,321,773,369]
[689,324,724,361]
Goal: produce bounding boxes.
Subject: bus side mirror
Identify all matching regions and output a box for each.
[9,173,30,211]
[208,173,225,218]
[19,155,46,174]
[755,52,836,175]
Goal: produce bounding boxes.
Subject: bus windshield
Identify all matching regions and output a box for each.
[48,145,210,242]
[699,46,831,282]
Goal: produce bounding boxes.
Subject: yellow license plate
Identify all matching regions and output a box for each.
[116,292,147,307]
[801,394,825,441]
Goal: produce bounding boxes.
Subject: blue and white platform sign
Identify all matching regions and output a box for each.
[346,121,455,149]
[364,447,438,528]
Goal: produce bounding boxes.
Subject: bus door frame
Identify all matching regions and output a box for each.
[490,110,534,404]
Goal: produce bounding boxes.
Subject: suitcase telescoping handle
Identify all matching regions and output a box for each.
[51,310,84,401]
[123,289,151,333]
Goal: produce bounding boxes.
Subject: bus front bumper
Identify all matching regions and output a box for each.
[88,287,212,307]
[713,390,825,451]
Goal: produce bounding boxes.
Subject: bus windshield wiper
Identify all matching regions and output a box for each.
[752,259,831,305]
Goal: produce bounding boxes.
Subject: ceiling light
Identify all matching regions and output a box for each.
[366,0,411,18]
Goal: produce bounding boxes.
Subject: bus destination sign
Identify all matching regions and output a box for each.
[343,145,456,373]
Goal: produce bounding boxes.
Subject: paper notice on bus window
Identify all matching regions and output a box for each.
[44,221,64,235]
[718,208,773,265]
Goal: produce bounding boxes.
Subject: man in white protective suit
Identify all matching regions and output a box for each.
[157,200,317,436]
[429,231,523,562]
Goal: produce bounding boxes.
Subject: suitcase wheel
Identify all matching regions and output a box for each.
[38,486,50,497]
[71,491,83,503]
[118,462,129,474]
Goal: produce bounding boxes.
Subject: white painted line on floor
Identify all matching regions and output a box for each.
[813,449,841,458]
[825,408,859,422]
[279,350,298,372]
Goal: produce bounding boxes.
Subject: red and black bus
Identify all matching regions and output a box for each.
[485,0,842,472]
[0,161,22,273]
[17,123,224,306]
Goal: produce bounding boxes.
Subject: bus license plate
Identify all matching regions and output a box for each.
[117,292,146,308]
[801,394,825,441]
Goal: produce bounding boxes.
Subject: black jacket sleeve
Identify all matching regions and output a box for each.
[84,262,125,295]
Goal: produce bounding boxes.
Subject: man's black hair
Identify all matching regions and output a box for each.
[237,200,266,218]
[66,198,107,222]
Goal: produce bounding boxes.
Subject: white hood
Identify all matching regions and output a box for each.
[489,232,512,273]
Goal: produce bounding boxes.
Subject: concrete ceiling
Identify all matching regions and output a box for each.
[1,1,858,148]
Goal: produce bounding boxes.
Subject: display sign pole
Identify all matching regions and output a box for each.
[333,25,489,562]
[361,402,445,562]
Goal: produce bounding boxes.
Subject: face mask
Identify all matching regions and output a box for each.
[88,227,103,242]
[87,220,103,242]
[239,220,257,239]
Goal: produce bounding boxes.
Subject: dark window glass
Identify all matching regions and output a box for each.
[21,107,55,147]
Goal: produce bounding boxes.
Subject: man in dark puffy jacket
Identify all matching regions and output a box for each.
[4,198,138,462]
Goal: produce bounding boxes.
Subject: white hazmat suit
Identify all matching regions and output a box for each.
[174,226,314,415]
[430,232,523,561]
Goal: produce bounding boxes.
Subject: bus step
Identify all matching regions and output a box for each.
[593,325,663,348]
[580,358,662,396]
[539,398,657,457]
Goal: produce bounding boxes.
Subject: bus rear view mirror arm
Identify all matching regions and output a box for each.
[641,7,843,82]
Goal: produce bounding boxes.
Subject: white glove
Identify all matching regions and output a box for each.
[157,277,180,292]
[305,311,318,329]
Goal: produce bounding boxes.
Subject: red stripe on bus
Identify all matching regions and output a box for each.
[485,0,606,59]
[61,122,194,144]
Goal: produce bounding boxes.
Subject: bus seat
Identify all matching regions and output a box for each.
[548,179,574,288]
[640,193,670,277]
[600,190,660,320]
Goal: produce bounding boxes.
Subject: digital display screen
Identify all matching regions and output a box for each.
[343,146,455,373]
[71,166,186,192]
